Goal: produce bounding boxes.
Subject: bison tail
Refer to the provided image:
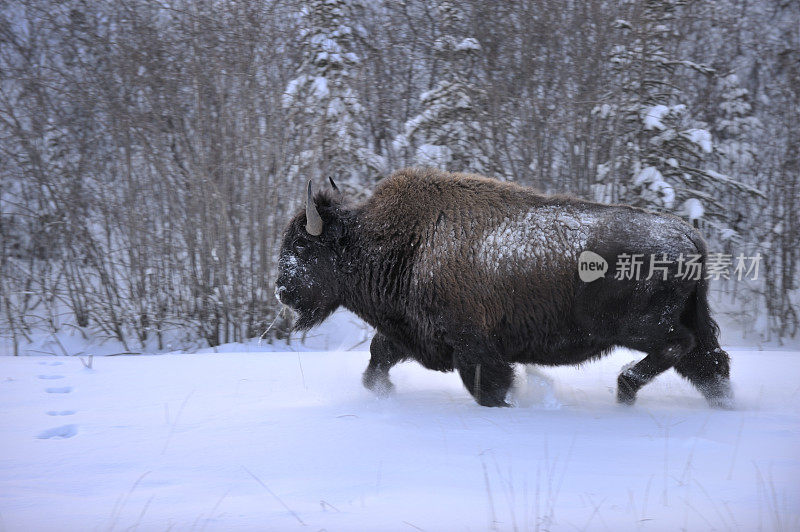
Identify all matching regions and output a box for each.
[676,255,733,408]
[688,274,721,354]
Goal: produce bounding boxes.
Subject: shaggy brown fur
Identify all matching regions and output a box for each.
[276,168,732,408]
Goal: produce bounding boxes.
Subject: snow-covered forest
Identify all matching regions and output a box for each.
[1,0,798,350]
[2,3,800,531]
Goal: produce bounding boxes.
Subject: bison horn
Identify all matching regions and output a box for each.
[306,180,323,236]
[328,176,340,194]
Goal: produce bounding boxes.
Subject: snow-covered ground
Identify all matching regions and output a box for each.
[1,312,799,531]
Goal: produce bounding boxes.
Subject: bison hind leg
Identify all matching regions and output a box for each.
[674,346,733,409]
[617,330,695,406]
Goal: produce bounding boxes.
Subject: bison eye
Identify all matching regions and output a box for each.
[295,244,307,254]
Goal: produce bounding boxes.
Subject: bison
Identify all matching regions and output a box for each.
[275,168,732,408]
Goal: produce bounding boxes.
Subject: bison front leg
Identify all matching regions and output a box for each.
[456,358,514,407]
[363,333,405,397]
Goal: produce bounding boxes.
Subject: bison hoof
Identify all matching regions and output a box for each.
[362,371,394,397]
[617,392,636,406]
[708,395,735,410]
[479,399,511,408]
[475,393,512,408]
[616,374,638,405]
[703,379,735,410]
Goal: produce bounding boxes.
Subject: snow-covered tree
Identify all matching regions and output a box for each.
[0,0,797,347]
[394,1,495,174]
[714,73,760,174]
[597,1,761,239]
[711,73,764,246]
[282,0,383,184]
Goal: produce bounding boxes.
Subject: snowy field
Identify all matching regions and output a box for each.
[1,314,799,531]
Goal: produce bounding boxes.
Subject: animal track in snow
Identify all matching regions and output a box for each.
[38,375,64,380]
[46,410,76,416]
[45,386,73,394]
[36,425,78,439]
[38,361,63,366]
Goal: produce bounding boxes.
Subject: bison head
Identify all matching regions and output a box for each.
[275,180,347,331]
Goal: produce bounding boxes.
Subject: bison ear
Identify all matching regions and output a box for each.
[306,180,323,236]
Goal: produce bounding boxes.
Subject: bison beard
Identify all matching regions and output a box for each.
[275,168,733,408]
